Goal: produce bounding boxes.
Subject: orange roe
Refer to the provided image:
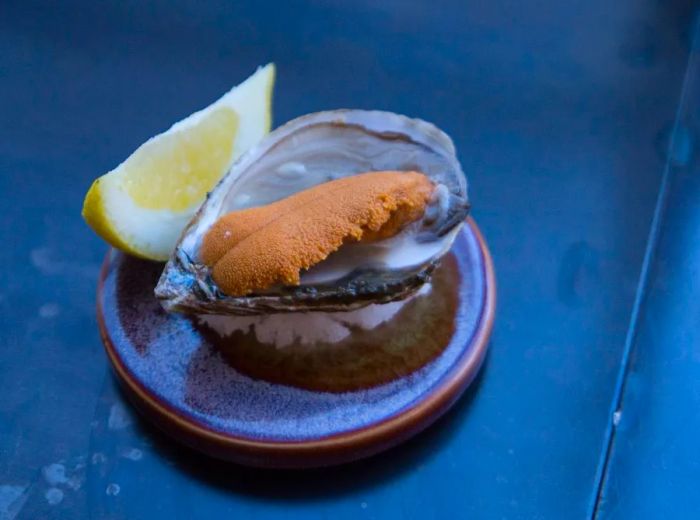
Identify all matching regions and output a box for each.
[200,171,434,296]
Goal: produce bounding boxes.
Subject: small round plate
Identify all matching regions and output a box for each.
[97,217,495,468]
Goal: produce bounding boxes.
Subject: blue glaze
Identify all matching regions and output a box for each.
[100,229,486,442]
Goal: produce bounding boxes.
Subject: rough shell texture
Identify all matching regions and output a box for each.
[155,110,469,315]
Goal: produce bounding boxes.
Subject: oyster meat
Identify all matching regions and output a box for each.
[155,110,469,314]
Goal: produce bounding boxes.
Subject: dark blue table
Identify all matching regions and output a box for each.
[2,1,699,518]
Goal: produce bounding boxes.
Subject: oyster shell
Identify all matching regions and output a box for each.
[155,110,469,315]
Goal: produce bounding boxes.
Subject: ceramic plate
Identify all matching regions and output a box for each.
[97,217,495,468]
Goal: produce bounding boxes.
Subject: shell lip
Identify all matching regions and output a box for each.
[155,257,439,316]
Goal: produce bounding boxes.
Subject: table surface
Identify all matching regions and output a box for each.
[2,1,699,518]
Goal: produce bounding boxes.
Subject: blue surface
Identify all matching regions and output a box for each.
[596,37,700,519]
[0,0,698,518]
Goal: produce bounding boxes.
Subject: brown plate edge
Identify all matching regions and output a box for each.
[96,216,496,469]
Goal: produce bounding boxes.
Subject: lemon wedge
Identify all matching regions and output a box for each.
[82,63,275,261]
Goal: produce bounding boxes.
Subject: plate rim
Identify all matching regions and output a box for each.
[96,216,496,467]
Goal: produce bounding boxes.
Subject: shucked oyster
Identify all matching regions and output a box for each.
[155,110,469,315]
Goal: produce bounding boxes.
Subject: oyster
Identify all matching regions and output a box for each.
[155,110,469,315]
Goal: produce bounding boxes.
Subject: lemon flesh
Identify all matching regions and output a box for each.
[82,64,275,261]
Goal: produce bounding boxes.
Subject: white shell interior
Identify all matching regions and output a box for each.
[181,111,466,287]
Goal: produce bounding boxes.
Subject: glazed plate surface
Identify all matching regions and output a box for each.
[97,217,495,467]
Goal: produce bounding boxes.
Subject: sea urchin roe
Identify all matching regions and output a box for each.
[200,171,434,296]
